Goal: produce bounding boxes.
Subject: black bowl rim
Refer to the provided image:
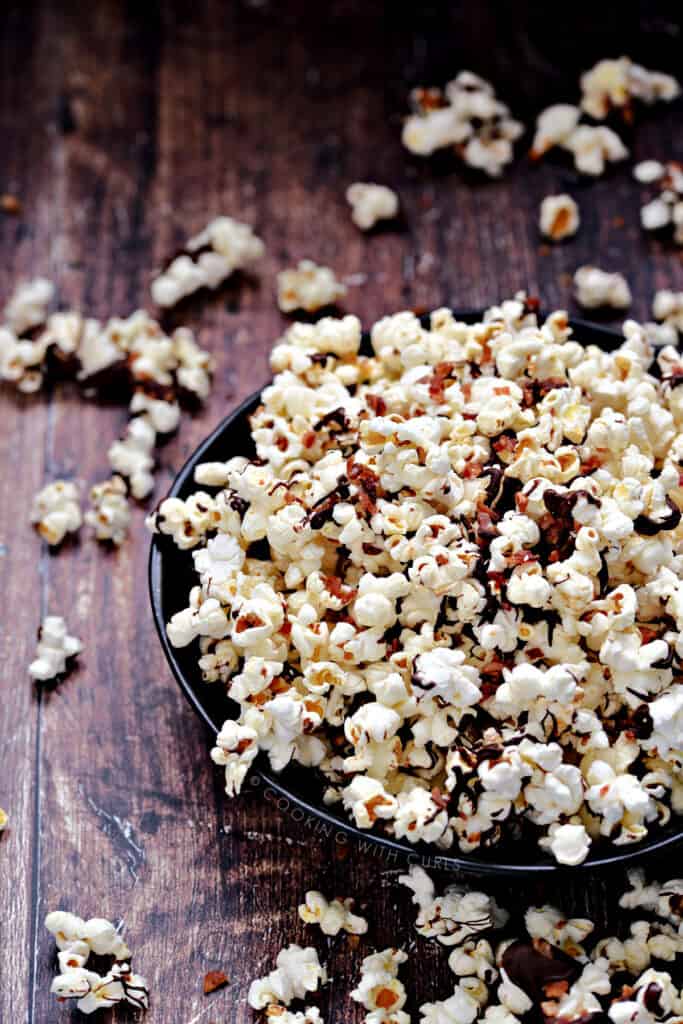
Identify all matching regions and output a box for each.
[149,312,683,875]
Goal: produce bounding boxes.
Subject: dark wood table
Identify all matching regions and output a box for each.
[1,3,681,1021]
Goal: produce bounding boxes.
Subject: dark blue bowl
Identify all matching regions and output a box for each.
[149,313,683,874]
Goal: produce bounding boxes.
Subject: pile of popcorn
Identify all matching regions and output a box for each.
[0,280,214,501]
[402,71,524,177]
[152,297,683,867]
[396,865,683,1024]
[531,57,679,177]
[635,161,683,245]
[45,910,148,1015]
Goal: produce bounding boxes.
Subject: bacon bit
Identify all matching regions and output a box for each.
[515,492,529,514]
[279,620,292,636]
[275,436,288,451]
[362,543,382,556]
[581,454,603,472]
[431,788,449,810]
[487,571,507,590]
[203,970,229,995]
[639,626,659,644]
[367,393,387,415]
[0,193,21,215]
[323,574,357,604]
[461,381,472,401]
[235,738,253,754]
[463,460,484,479]
[235,612,265,633]
[508,550,538,566]
[423,361,456,402]
[525,647,544,661]
[347,457,380,518]
[492,434,517,455]
[524,295,541,313]
[435,553,448,566]
[302,430,317,449]
[376,988,399,1010]
[414,86,447,112]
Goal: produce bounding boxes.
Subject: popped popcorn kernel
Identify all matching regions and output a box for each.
[85,476,131,545]
[580,56,680,120]
[573,266,631,309]
[151,216,264,308]
[277,260,347,314]
[539,194,580,241]
[3,277,54,335]
[30,479,82,546]
[29,616,82,683]
[298,890,368,936]
[248,945,326,1010]
[347,183,399,231]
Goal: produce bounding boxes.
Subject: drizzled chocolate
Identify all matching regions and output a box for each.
[502,939,581,1003]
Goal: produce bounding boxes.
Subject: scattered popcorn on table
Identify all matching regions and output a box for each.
[30,480,82,546]
[3,276,54,335]
[28,616,82,682]
[277,260,347,314]
[85,476,131,545]
[45,910,148,1014]
[351,948,410,1024]
[402,867,683,1024]
[635,161,683,244]
[154,297,683,864]
[653,289,683,334]
[248,945,327,1010]
[580,57,680,120]
[150,216,264,308]
[298,891,368,936]
[573,265,632,309]
[346,183,400,231]
[402,70,523,177]
[539,194,580,241]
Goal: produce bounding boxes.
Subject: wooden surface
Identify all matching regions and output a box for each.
[1,2,682,1021]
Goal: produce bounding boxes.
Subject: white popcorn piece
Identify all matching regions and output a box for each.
[530,105,628,175]
[29,616,82,682]
[653,289,683,333]
[85,476,131,545]
[539,194,580,241]
[399,866,508,947]
[30,479,82,545]
[277,260,347,314]
[151,216,264,307]
[248,945,326,1009]
[298,890,368,936]
[580,57,680,120]
[634,160,666,184]
[402,70,523,177]
[264,1010,324,1024]
[346,183,399,231]
[108,415,156,500]
[45,911,147,1015]
[539,822,591,866]
[351,948,409,1022]
[635,161,683,244]
[3,277,54,335]
[573,266,632,309]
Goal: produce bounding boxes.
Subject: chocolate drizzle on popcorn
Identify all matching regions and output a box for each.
[152,297,683,865]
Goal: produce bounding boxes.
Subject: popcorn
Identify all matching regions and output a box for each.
[45,911,148,1015]
[30,479,82,545]
[157,299,683,863]
[248,945,326,1009]
[573,266,632,309]
[277,260,347,314]
[108,415,156,499]
[653,290,683,334]
[298,891,368,936]
[539,194,579,241]
[29,616,82,682]
[150,216,264,307]
[635,162,683,244]
[402,70,523,177]
[3,277,54,334]
[351,948,410,1023]
[85,476,130,545]
[580,57,680,120]
[347,183,399,230]
[399,866,508,947]
[530,105,628,175]
[0,808,7,830]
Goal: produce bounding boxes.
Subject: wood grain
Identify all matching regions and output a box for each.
[0,2,681,1021]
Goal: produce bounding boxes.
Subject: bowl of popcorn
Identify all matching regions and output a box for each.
[149,297,683,871]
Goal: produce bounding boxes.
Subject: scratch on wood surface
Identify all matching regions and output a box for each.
[82,790,146,882]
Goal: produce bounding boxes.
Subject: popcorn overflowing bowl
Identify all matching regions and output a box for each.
[149,304,683,873]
